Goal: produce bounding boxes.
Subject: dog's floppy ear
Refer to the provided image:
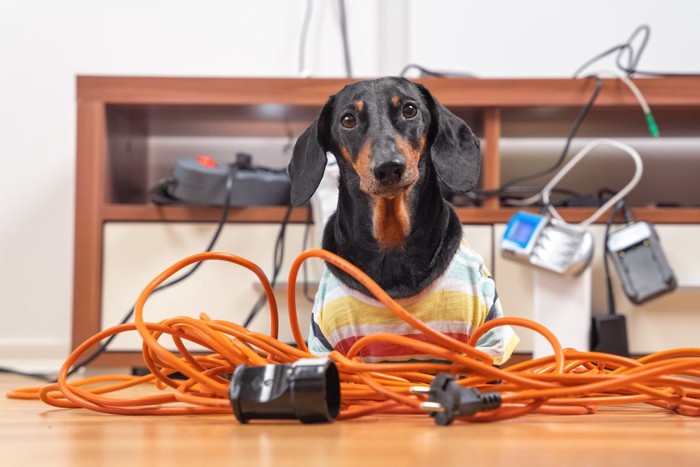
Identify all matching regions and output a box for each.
[288,96,335,205]
[418,84,481,193]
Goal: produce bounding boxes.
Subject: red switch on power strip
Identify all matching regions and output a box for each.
[196,155,219,168]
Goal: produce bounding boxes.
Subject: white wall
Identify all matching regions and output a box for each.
[407,0,700,77]
[1,0,699,369]
[0,0,380,368]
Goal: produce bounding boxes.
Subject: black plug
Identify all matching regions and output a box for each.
[411,374,501,425]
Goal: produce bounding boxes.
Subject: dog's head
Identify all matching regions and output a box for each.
[288,76,481,205]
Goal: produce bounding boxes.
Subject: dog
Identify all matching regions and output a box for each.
[289,77,518,363]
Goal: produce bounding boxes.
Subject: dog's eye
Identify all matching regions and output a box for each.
[340,113,357,129]
[402,103,418,119]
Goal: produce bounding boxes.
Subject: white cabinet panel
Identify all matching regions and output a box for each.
[102,223,322,351]
[462,225,494,272]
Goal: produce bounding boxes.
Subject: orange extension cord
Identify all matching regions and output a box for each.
[8,248,700,422]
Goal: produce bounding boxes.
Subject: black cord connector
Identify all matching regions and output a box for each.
[229,358,340,424]
[411,374,501,425]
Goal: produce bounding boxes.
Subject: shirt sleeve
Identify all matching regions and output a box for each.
[474,266,520,365]
[307,268,334,356]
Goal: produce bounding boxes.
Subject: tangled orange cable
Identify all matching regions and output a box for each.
[8,248,700,422]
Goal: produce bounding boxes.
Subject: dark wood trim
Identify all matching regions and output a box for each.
[72,101,107,351]
[102,204,310,223]
[99,204,700,225]
[453,207,700,224]
[77,76,700,107]
[482,107,501,209]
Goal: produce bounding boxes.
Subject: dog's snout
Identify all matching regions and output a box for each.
[372,160,406,185]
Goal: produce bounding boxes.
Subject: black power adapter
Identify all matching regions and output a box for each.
[607,221,676,305]
[591,314,629,356]
[153,153,291,207]
[592,202,677,357]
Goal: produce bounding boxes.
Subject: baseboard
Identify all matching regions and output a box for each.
[0,338,69,374]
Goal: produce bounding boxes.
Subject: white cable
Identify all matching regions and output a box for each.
[541,139,644,227]
[618,73,651,114]
[582,70,659,137]
[587,69,651,114]
[508,71,653,209]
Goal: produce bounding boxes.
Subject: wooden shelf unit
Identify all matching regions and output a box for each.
[73,76,700,364]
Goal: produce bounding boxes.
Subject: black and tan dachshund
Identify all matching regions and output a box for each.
[288,76,481,299]
[288,77,518,363]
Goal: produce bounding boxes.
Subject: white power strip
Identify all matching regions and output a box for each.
[532,268,592,359]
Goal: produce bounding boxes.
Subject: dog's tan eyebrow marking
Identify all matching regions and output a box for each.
[354,100,364,112]
[391,95,400,107]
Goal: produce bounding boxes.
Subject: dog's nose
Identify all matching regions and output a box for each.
[372,160,406,185]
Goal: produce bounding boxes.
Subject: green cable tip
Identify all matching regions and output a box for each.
[645,112,660,137]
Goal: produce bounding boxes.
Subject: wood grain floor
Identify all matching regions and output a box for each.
[3,374,700,467]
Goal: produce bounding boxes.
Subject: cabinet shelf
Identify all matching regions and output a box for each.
[79,76,700,107]
[102,204,311,223]
[101,204,700,225]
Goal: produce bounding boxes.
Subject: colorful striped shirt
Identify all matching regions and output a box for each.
[308,238,519,364]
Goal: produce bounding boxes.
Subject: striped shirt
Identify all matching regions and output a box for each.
[308,238,519,364]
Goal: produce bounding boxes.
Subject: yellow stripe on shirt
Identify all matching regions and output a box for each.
[317,289,488,339]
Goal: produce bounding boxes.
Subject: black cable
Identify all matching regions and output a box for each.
[574,25,650,78]
[619,69,700,78]
[242,202,294,328]
[575,24,699,78]
[603,201,624,316]
[497,186,585,206]
[399,63,475,78]
[616,25,650,76]
[337,0,352,78]
[298,0,352,78]
[298,0,313,74]
[64,165,239,378]
[539,188,589,207]
[0,367,55,383]
[501,77,603,192]
[574,25,649,78]
[603,199,636,316]
[301,204,316,304]
[469,77,604,204]
[400,64,445,77]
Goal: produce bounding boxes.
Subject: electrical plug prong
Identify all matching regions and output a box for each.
[411,385,446,411]
[418,401,445,412]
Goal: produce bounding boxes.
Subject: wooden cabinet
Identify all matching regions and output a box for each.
[74,76,700,366]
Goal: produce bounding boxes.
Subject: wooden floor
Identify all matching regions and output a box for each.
[3,374,700,467]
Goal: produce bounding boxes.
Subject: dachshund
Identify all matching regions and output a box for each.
[288,77,518,363]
